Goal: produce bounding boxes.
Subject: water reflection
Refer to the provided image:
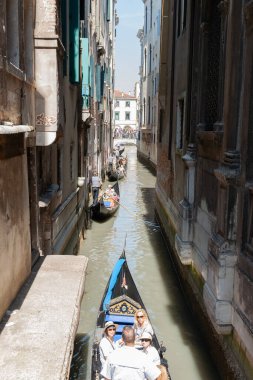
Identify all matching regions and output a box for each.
[70,146,220,380]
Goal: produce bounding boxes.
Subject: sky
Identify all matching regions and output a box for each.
[114,0,144,95]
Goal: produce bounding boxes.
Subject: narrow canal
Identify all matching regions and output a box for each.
[70,146,220,380]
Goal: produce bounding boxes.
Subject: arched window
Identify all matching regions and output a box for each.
[6,0,20,67]
[143,98,146,124]
[145,6,148,34]
[144,48,147,77]
[148,96,151,124]
[150,0,153,28]
[149,44,152,73]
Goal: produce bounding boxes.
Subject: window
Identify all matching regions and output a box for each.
[144,48,147,77]
[57,145,62,187]
[6,0,20,68]
[145,6,148,34]
[149,44,152,73]
[159,109,164,142]
[24,0,34,79]
[176,98,185,149]
[115,100,119,107]
[143,98,146,124]
[247,188,253,248]
[125,101,130,107]
[70,144,74,181]
[115,111,119,120]
[125,112,130,120]
[150,0,153,29]
[148,96,151,124]
[177,0,187,37]
[205,1,221,129]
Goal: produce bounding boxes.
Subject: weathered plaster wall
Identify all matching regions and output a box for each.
[156,1,253,378]
[0,154,31,319]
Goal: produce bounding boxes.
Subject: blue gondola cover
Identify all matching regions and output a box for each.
[103,259,125,311]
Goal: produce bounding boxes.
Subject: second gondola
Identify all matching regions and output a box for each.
[90,182,120,220]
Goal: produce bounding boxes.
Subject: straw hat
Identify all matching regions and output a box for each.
[104,321,117,332]
[140,332,152,341]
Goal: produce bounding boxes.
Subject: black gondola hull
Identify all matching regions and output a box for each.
[91,182,120,220]
[91,250,171,379]
[108,171,124,181]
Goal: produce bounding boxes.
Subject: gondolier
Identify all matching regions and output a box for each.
[91,170,102,205]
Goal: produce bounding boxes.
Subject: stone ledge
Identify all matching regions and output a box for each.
[0,255,88,380]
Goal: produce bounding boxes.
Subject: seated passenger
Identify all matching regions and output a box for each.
[101,326,161,380]
[140,332,160,365]
[99,321,118,371]
[134,308,154,345]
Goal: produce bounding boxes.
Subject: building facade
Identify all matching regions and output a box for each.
[82,0,117,180]
[0,0,117,321]
[113,90,137,139]
[156,1,253,378]
[137,0,162,169]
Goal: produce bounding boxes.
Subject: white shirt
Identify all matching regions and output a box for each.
[99,337,116,368]
[142,346,161,365]
[101,346,161,380]
[134,322,154,341]
[91,175,101,188]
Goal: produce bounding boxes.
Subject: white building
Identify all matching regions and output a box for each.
[113,90,137,139]
[137,0,162,167]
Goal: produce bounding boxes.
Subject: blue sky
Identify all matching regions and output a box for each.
[114,0,144,94]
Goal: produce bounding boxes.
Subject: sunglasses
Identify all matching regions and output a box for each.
[137,315,144,319]
[141,339,151,342]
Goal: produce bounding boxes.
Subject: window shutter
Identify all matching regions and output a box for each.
[69,0,80,84]
[107,0,111,21]
[81,38,90,108]
[96,64,101,102]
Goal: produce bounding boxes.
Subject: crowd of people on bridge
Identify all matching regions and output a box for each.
[99,309,167,380]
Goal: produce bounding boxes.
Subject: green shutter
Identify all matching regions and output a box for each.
[81,38,89,108]
[69,0,80,84]
[107,0,111,21]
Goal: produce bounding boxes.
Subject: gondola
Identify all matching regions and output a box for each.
[90,182,120,220]
[91,249,171,379]
[107,170,125,182]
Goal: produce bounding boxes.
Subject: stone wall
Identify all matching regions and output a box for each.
[0,150,31,320]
